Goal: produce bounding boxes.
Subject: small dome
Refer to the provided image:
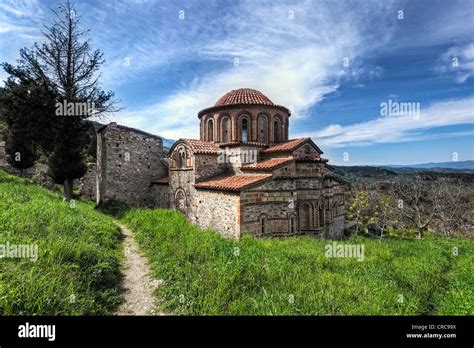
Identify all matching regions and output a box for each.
[214,88,274,107]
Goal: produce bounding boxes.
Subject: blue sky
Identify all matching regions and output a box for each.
[1,0,473,165]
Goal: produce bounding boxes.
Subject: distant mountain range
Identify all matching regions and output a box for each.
[382,160,474,170]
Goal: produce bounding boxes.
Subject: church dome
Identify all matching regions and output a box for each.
[214,88,274,107]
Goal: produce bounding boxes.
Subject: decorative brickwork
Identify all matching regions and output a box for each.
[94,88,349,239]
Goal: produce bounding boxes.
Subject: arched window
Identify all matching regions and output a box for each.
[259,214,268,234]
[289,215,296,234]
[273,117,281,143]
[178,150,185,169]
[175,188,187,213]
[185,149,191,167]
[299,202,311,230]
[319,203,325,227]
[242,118,248,142]
[207,119,214,141]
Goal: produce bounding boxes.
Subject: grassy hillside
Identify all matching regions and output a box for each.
[0,171,123,315]
[1,169,471,316]
[121,209,473,315]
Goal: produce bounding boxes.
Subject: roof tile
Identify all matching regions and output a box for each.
[194,174,272,191]
[241,158,293,171]
[215,88,274,107]
[262,138,309,154]
[181,139,221,154]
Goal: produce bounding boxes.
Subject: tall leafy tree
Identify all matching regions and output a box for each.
[1,0,119,200]
[0,75,56,170]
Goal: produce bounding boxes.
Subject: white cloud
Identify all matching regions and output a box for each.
[302,97,474,148]
[2,0,472,147]
[110,0,398,139]
[436,43,474,83]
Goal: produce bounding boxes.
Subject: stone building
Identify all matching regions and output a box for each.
[165,88,349,238]
[79,163,97,201]
[96,122,167,206]
[95,88,349,239]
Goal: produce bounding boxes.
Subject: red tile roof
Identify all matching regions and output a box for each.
[181,139,221,154]
[151,177,169,185]
[263,138,310,153]
[194,174,272,191]
[215,88,274,107]
[241,158,293,171]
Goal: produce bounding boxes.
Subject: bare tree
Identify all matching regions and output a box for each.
[392,176,448,238]
[434,179,472,236]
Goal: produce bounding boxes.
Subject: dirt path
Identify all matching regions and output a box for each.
[116,223,164,316]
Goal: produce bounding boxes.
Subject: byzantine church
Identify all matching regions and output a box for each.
[95,88,349,238]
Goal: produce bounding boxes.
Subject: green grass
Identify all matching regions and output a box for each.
[0,171,123,315]
[121,208,474,315]
[1,169,472,316]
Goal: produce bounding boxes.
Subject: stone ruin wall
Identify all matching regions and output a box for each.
[151,183,171,208]
[96,123,167,207]
[79,163,97,201]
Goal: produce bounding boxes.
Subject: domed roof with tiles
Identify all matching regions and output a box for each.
[214,88,274,107]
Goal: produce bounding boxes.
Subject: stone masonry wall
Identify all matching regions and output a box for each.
[96,123,166,206]
[194,153,228,180]
[151,183,171,208]
[169,167,196,215]
[79,163,97,201]
[216,144,263,175]
[292,143,321,158]
[194,190,240,238]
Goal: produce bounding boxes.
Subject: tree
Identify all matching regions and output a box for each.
[347,191,371,235]
[371,193,397,239]
[433,179,471,236]
[1,0,119,200]
[0,76,56,170]
[392,176,446,239]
